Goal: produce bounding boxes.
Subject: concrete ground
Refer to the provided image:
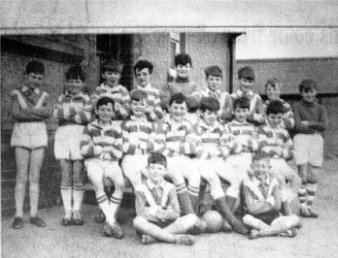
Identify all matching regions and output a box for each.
[2,159,338,258]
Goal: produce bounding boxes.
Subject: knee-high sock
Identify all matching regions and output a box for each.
[306,181,317,208]
[176,183,194,215]
[96,194,115,225]
[298,184,307,208]
[29,184,40,217]
[187,185,200,213]
[72,185,85,215]
[61,185,72,217]
[215,196,248,235]
[109,193,123,219]
[133,217,176,244]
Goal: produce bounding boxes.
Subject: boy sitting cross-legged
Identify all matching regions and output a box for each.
[133,152,197,246]
[121,89,166,191]
[257,100,301,215]
[194,97,249,234]
[243,152,301,240]
[80,96,125,239]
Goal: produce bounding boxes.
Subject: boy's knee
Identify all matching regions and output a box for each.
[242,214,253,225]
[133,216,146,229]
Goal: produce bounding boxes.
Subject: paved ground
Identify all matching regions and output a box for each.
[2,159,338,258]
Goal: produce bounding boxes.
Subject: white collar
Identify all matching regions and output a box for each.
[147,179,165,190]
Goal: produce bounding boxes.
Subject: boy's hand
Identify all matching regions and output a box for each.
[266,196,275,206]
[94,145,103,156]
[301,121,310,127]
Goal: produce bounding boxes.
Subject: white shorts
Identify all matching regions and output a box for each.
[54,124,85,160]
[121,154,149,181]
[225,153,252,179]
[11,122,48,150]
[294,134,324,167]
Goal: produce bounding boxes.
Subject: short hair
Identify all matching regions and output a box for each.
[101,59,124,74]
[200,97,220,112]
[148,152,167,167]
[266,100,285,115]
[205,65,223,78]
[174,53,192,67]
[169,93,187,106]
[65,65,86,82]
[238,66,255,81]
[252,151,271,163]
[130,89,147,102]
[299,79,317,93]
[265,77,281,89]
[96,96,115,110]
[233,97,250,110]
[26,60,45,75]
[134,60,154,75]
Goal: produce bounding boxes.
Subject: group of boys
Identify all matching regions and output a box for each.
[10,54,328,245]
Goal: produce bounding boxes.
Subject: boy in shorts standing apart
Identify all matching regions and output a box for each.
[133,153,197,246]
[11,60,52,229]
[53,66,93,226]
[293,80,328,218]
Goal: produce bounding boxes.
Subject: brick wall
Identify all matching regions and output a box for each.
[1,35,99,217]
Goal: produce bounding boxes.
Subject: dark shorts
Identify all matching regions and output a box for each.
[255,210,280,225]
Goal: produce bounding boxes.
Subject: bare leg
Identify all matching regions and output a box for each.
[29,148,44,218]
[60,159,72,221]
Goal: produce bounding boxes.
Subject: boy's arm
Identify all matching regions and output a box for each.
[135,190,159,222]
[166,125,201,155]
[116,87,132,120]
[293,103,315,133]
[219,93,234,123]
[243,184,275,215]
[121,121,139,154]
[246,95,265,125]
[283,102,295,129]
[139,124,166,153]
[160,83,172,110]
[79,127,101,158]
[307,105,328,132]
[155,187,180,221]
[145,91,164,122]
[68,95,93,125]
[108,129,124,160]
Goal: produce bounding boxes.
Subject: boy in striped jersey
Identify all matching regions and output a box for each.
[121,90,165,191]
[264,78,295,130]
[80,97,125,239]
[133,153,197,246]
[231,66,265,125]
[53,66,93,226]
[194,97,249,234]
[257,100,300,215]
[11,60,52,229]
[201,65,233,124]
[132,60,163,122]
[157,93,205,233]
[91,59,131,120]
[243,152,300,240]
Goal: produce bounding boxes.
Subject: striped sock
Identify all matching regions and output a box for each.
[298,184,307,208]
[109,194,123,222]
[306,182,318,208]
[188,185,200,212]
[61,185,72,218]
[176,183,194,215]
[96,194,115,224]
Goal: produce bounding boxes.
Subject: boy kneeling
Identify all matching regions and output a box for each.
[133,153,197,245]
[243,152,301,240]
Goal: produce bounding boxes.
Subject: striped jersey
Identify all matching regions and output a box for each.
[231,89,265,125]
[158,116,201,157]
[132,84,163,122]
[121,115,165,155]
[80,119,123,161]
[223,119,259,154]
[257,123,294,160]
[264,99,295,130]
[10,86,51,122]
[53,91,93,126]
[91,83,131,120]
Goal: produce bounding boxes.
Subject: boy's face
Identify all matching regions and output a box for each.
[239,78,254,93]
[148,163,166,184]
[169,101,188,122]
[251,158,270,182]
[97,103,114,124]
[131,99,147,117]
[102,70,121,87]
[201,109,218,126]
[66,78,85,95]
[301,88,317,103]
[135,68,151,88]
[207,75,222,91]
[266,84,281,100]
[26,72,44,89]
[233,107,249,123]
[176,63,191,79]
[267,113,283,128]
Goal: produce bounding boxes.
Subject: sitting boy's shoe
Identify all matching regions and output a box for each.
[30,216,46,227]
[61,218,72,226]
[141,234,156,245]
[103,222,124,239]
[176,235,195,246]
[222,219,233,233]
[248,229,260,240]
[12,217,24,229]
[307,208,319,218]
[279,228,297,238]
[299,205,311,217]
[188,218,207,235]
[95,208,106,224]
[72,211,84,226]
